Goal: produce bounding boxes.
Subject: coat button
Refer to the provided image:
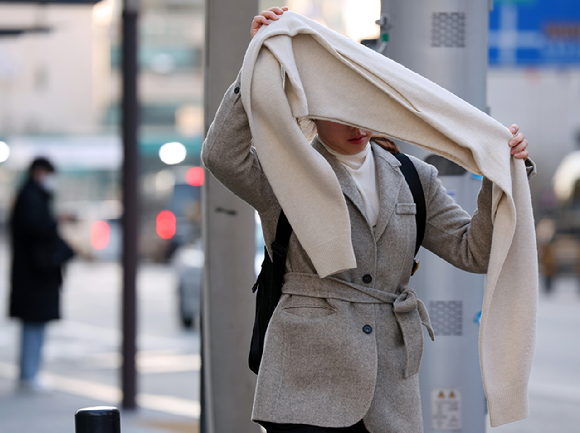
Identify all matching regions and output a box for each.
[363,325,373,334]
[362,274,372,284]
[234,86,240,94]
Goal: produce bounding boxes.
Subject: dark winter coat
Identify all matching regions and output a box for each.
[9,179,73,322]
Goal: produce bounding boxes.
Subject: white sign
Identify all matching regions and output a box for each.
[431,388,462,431]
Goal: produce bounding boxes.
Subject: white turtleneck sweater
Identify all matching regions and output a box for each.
[319,138,380,227]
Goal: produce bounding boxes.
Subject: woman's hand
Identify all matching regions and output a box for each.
[509,124,529,160]
[251,6,289,38]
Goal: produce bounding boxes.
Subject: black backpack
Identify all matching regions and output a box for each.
[248,152,426,374]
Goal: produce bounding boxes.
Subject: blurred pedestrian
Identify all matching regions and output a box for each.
[8,157,74,392]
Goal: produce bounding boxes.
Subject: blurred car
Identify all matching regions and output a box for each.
[173,240,204,328]
[141,168,203,262]
[536,152,580,292]
[537,217,580,292]
[173,213,265,329]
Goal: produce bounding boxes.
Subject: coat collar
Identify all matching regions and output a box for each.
[312,137,404,239]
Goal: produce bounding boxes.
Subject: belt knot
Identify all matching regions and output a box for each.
[393,286,435,378]
[393,287,419,314]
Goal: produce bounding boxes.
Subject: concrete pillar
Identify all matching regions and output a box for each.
[201,1,260,432]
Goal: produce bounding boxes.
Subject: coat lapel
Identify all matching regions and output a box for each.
[312,138,369,225]
[312,138,405,240]
[371,142,404,241]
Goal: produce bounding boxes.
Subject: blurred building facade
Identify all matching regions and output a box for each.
[0,0,204,260]
[0,0,204,136]
[0,6,97,135]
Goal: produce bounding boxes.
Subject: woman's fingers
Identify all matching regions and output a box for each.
[512,139,529,159]
[508,124,529,159]
[251,6,289,38]
[251,15,270,37]
[262,10,281,21]
[268,6,289,14]
[509,132,525,148]
[511,138,527,153]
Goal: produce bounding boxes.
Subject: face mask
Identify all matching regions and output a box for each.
[40,174,57,192]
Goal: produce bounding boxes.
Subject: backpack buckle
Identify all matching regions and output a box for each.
[411,260,420,276]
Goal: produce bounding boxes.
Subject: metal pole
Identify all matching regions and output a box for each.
[121,0,140,410]
[378,1,491,432]
[201,0,260,431]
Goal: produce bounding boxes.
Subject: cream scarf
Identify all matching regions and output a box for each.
[241,11,537,427]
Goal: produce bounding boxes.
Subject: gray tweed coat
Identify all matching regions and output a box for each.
[202,76,503,433]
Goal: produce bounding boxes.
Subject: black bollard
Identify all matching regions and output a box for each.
[75,407,120,433]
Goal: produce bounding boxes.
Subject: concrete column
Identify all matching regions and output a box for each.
[201,1,260,432]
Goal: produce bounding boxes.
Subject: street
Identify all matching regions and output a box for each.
[0,243,579,432]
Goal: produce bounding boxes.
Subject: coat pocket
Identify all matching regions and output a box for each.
[281,295,336,319]
[266,300,378,423]
[396,203,417,215]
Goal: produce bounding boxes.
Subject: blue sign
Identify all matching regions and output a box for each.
[489,0,580,66]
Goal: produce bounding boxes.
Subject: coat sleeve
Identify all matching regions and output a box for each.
[201,72,278,214]
[420,164,493,274]
[419,158,536,274]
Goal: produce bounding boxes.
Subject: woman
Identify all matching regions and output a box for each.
[202,7,532,433]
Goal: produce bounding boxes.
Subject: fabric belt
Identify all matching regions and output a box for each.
[283,273,435,378]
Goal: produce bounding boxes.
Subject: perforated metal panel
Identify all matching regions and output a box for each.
[429,300,463,336]
[431,13,466,48]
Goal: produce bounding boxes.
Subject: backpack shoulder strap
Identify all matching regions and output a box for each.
[393,152,426,257]
[248,210,292,374]
[271,210,292,295]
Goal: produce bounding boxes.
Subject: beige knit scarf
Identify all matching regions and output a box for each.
[240,11,538,427]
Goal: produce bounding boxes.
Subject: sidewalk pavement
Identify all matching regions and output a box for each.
[0,373,199,433]
[0,377,199,433]
[0,259,201,433]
